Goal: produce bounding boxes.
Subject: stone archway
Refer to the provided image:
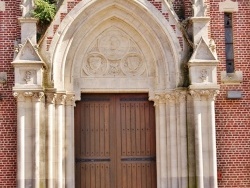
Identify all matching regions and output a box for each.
[13,0,219,188]
[47,1,189,187]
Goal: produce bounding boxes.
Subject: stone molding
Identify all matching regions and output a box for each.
[219,0,239,12]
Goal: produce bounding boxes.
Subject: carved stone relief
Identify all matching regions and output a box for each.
[21,69,37,84]
[81,28,146,77]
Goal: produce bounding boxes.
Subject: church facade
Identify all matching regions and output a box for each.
[0,0,249,188]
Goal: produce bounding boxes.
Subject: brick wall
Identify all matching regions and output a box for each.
[210,0,250,187]
[0,0,21,187]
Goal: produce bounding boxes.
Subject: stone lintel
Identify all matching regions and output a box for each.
[219,0,239,12]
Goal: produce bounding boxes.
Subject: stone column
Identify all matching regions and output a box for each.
[207,91,218,188]
[190,89,219,188]
[176,91,188,188]
[154,94,167,188]
[22,92,34,188]
[55,94,67,188]
[190,90,204,188]
[166,93,178,188]
[46,93,57,188]
[32,92,45,188]
[65,94,75,187]
[14,92,26,188]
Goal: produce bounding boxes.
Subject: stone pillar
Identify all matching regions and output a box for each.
[190,89,219,188]
[154,94,167,188]
[46,92,57,188]
[65,94,75,187]
[176,91,188,188]
[55,94,67,188]
[32,92,45,188]
[22,92,34,188]
[190,90,204,188]
[207,91,218,188]
[166,93,178,188]
[153,90,188,188]
[14,91,45,188]
[14,92,25,188]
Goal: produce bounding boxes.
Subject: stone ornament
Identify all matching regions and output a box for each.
[200,69,208,82]
[121,53,145,76]
[81,27,146,77]
[98,30,130,61]
[83,53,108,76]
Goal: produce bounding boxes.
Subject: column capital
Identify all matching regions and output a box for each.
[65,94,75,106]
[46,93,57,104]
[175,90,187,103]
[32,92,45,102]
[154,93,166,105]
[56,93,67,105]
[189,89,219,101]
[165,93,176,103]
[13,92,25,102]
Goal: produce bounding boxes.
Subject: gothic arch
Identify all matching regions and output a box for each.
[46,0,186,99]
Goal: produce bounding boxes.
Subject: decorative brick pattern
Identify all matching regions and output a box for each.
[210,0,250,187]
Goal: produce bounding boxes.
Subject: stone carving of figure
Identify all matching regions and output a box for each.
[20,0,35,17]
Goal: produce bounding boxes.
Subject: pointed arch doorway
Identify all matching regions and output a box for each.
[75,93,156,188]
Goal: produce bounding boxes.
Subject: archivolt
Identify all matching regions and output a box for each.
[48,0,183,95]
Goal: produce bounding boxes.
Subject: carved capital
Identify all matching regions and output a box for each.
[154,93,166,105]
[65,94,75,106]
[46,93,57,104]
[56,93,67,105]
[175,91,187,103]
[32,92,45,102]
[23,91,34,97]
[13,92,25,102]
[190,90,219,101]
[165,93,176,103]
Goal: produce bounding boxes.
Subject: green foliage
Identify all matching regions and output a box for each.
[33,0,56,24]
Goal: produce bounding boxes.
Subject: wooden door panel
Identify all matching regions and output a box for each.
[120,162,156,188]
[75,94,156,188]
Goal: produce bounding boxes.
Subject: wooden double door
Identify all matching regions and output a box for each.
[75,94,156,188]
